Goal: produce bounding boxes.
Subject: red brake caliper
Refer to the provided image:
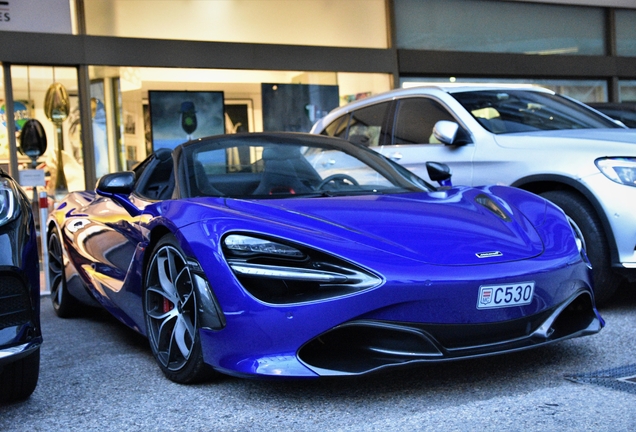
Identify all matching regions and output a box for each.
[163,297,173,313]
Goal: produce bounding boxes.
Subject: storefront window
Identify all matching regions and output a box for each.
[616,9,636,57]
[83,0,388,49]
[400,77,608,103]
[394,0,605,55]
[98,66,391,168]
[619,81,636,102]
[6,65,85,197]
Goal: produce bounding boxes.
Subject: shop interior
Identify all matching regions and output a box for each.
[1,65,391,197]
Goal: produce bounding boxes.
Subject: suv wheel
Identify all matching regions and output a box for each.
[540,190,620,304]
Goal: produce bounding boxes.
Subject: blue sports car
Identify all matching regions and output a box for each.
[47,132,603,383]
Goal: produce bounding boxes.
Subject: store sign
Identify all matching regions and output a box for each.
[19,169,45,187]
[0,0,72,34]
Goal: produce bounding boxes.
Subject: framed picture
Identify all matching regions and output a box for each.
[261,83,339,132]
[225,99,254,133]
[149,91,225,150]
[124,112,136,135]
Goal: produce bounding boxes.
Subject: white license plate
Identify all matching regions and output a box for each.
[476,281,535,309]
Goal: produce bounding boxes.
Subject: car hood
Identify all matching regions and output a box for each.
[499,128,636,145]
[224,188,544,266]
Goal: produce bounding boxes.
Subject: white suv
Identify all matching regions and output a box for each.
[311,85,636,303]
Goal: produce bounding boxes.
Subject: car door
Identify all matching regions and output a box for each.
[72,195,143,297]
[376,97,476,186]
[72,155,162,300]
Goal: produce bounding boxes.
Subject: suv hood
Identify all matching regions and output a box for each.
[225,188,544,266]
[501,128,636,145]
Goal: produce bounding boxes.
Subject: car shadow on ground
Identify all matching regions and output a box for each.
[599,279,636,310]
[41,298,150,352]
[39,279,632,403]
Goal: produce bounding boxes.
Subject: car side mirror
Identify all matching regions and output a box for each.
[426,161,452,188]
[96,172,141,216]
[432,120,459,145]
[96,171,135,195]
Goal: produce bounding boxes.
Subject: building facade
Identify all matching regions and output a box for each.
[1,0,635,193]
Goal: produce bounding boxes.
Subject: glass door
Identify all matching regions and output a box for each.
[8,65,85,199]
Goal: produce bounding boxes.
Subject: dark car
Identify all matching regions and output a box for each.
[587,102,636,128]
[0,169,42,403]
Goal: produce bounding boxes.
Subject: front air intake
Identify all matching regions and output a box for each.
[0,275,31,329]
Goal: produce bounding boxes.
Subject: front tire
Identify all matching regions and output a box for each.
[540,190,620,304]
[144,235,215,384]
[0,348,40,403]
[48,229,80,318]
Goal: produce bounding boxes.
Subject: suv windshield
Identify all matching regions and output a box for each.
[452,89,621,134]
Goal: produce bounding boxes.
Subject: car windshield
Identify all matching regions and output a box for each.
[451,89,621,134]
[181,135,432,199]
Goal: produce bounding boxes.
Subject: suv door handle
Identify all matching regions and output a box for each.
[390,152,403,161]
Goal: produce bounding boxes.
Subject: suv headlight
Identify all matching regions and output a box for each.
[0,177,18,226]
[595,157,636,187]
[223,234,382,304]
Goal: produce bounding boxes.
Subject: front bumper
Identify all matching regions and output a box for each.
[198,259,602,379]
[298,290,601,376]
[0,339,42,366]
[0,268,42,367]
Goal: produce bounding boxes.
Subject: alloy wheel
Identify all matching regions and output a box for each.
[145,244,198,372]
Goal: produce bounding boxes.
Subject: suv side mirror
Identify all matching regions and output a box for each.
[432,120,459,145]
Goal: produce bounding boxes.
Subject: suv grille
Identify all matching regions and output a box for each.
[0,275,31,329]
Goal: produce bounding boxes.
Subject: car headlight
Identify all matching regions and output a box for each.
[224,235,305,258]
[0,177,18,226]
[223,234,382,304]
[595,157,636,187]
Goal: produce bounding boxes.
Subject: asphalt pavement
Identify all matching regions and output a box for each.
[1,284,636,431]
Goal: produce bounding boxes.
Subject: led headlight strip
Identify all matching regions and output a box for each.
[227,261,378,289]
